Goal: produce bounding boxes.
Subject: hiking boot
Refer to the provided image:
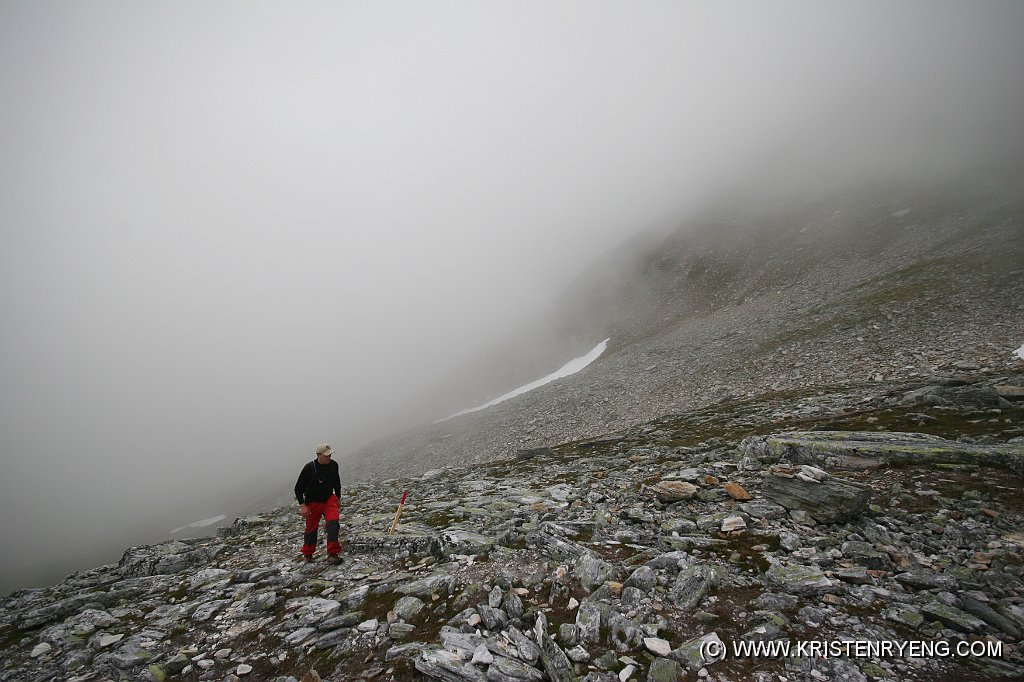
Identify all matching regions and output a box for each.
[300,554,313,563]
[326,554,342,566]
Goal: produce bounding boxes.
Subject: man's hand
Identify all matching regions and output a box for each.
[299,504,310,518]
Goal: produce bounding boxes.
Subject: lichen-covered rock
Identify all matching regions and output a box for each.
[668,564,716,610]
[764,564,835,596]
[646,657,683,682]
[920,602,987,633]
[671,631,725,670]
[575,553,614,592]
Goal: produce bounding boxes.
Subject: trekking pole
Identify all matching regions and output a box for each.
[388,491,408,535]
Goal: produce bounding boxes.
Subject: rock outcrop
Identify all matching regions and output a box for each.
[741,431,1024,475]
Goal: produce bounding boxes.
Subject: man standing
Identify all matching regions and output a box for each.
[294,443,343,564]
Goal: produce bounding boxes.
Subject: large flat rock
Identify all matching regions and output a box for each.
[761,474,871,524]
[740,431,1024,475]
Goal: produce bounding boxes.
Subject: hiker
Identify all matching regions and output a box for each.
[294,442,343,564]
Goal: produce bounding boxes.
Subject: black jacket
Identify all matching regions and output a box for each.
[294,459,341,504]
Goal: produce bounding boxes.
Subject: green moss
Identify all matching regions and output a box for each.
[700,534,780,575]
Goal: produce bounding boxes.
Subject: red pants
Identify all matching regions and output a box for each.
[301,495,341,556]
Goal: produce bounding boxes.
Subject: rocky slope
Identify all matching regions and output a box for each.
[2,370,1023,682]
[340,169,1024,484]
[2,170,1022,681]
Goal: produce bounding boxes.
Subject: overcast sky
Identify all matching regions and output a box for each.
[1,1,1022,591]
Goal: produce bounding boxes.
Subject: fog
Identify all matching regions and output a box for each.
[1,1,1022,594]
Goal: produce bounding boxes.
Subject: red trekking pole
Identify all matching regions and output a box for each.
[388,491,408,535]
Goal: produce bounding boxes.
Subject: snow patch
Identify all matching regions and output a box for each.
[171,514,227,534]
[438,338,610,422]
[1014,344,1024,361]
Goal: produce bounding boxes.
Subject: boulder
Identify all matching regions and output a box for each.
[761,474,870,524]
[740,431,1024,475]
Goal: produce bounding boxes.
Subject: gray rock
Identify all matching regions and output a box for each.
[338,584,370,609]
[720,515,747,532]
[621,586,644,608]
[575,601,602,643]
[117,540,226,578]
[502,592,524,621]
[477,604,508,631]
[284,627,317,645]
[668,564,716,610]
[189,568,231,590]
[575,553,614,592]
[764,564,835,596]
[643,637,672,657]
[671,631,725,670]
[486,655,544,681]
[582,673,618,682]
[472,644,494,665]
[646,658,683,682]
[399,575,456,599]
[840,541,891,570]
[884,605,925,630]
[107,640,155,668]
[506,626,541,665]
[192,599,231,622]
[835,568,872,585]
[389,623,417,639]
[742,430,1024,476]
[645,552,690,572]
[920,602,987,633]
[894,571,959,592]
[739,500,788,520]
[539,634,575,682]
[959,595,1022,638]
[415,648,487,681]
[319,611,362,631]
[386,641,429,661]
[623,566,657,593]
[394,596,426,622]
[438,529,496,557]
[301,597,342,624]
[761,474,870,524]
[609,613,643,653]
[567,645,591,663]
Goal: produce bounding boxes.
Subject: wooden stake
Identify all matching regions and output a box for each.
[388,491,409,535]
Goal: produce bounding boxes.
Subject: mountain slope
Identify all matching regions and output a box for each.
[342,167,1024,481]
